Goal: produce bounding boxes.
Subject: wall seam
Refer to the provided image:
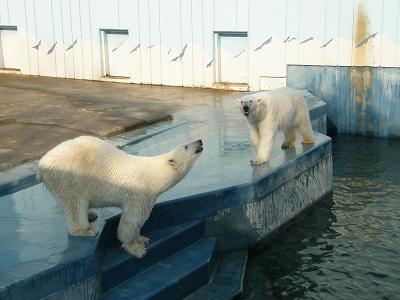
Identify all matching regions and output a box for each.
[78,0,85,78]
[59,0,66,77]
[68,0,75,78]
[297,0,300,64]
[158,0,162,85]
[147,0,152,83]
[336,0,341,66]
[88,0,94,79]
[33,0,39,74]
[23,0,31,74]
[50,0,58,77]
[137,0,142,83]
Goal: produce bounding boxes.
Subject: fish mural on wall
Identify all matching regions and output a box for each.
[65,38,77,51]
[355,32,378,48]
[129,43,140,53]
[171,43,188,61]
[47,41,57,54]
[254,37,272,51]
[32,40,41,50]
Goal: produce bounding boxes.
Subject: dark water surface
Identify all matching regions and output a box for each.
[241,136,400,300]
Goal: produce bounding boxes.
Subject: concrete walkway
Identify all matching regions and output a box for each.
[0,74,235,171]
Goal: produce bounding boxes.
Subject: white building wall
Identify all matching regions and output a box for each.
[0,0,399,91]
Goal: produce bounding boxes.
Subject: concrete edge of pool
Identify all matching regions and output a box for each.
[0,91,332,300]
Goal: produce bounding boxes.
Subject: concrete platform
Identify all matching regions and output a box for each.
[0,74,233,171]
[0,90,331,299]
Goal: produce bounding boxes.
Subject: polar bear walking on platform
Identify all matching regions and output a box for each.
[236,87,314,165]
[37,136,203,258]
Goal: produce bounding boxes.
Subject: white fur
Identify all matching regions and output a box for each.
[236,87,314,165]
[37,136,203,257]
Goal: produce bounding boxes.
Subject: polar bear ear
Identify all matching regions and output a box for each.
[257,98,262,103]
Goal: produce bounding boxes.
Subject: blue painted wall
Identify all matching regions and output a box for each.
[287,65,400,139]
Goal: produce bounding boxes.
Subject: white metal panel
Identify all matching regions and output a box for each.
[149,0,161,85]
[35,0,57,77]
[248,0,286,90]
[181,0,193,87]
[0,29,20,69]
[192,0,204,87]
[237,0,248,32]
[61,0,75,78]
[203,0,214,87]
[138,0,151,84]
[380,0,400,67]
[91,0,118,29]
[215,0,236,32]
[51,0,66,78]
[337,0,354,66]
[106,32,130,77]
[323,0,340,66]
[79,0,94,80]
[298,0,325,65]
[285,0,300,65]
[7,0,30,74]
[0,0,10,24]
[380,0,398,67]
[25,0,39,75]
[119,0,141,83]
[159,0,182,86]
[219,35,248,83]
[69,0,85,79]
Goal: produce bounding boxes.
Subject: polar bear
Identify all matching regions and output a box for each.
[37,136,203,258]
[236,87,314,165]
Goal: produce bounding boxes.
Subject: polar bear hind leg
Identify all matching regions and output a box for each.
[281,128,296,148]
[298,120,314,145]
[65,198,98,236]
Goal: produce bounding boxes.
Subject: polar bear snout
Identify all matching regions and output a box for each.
[243,105,250,115]
[192,139,204,154]
[182,140,203,155]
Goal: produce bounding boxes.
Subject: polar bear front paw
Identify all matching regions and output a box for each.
[250,159,267,166]
[301,139,314,145]
[122,241,147,258]
[70,225,98,236]
[281,142,295,149]
[137,236,150,245]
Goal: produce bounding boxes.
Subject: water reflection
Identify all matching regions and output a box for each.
[241,136,400,300]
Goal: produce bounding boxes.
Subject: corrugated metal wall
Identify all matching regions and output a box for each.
[1,0,400,91]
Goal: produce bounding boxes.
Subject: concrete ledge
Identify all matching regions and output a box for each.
[0,161,39,197]
[0,90,330,299]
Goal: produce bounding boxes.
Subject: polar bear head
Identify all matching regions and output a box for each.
[165,139,203,176]
[236,95,263,117]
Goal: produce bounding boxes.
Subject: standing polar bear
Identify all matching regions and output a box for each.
[37,136,203,258]
[236,87,314,165]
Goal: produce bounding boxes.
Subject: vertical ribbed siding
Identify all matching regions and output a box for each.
[0,0,399,90]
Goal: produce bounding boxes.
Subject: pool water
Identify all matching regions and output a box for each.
[241,135,400,300]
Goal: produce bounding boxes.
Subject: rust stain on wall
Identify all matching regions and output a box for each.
[351,3,375,134]
[351,67,372,134]
[353,3,373,66]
